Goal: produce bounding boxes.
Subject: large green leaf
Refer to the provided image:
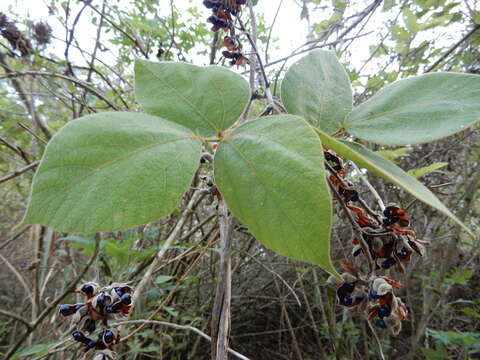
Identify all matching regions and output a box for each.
[214,114,340,277]
[135,59,251,137]
[344,72,480,145]
[316,129,474,237]
[16,112,201,232]
[281,49,353,134]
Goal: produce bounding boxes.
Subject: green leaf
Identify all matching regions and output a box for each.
[383,0,396,11]
[315,130,474,237]
[407,162,448,178]
[16,112,201,232]
[403,7,419,32]
[375,147,409,163]
[155,275,174,284]
[135,59,251,137]
[344,72,480,145]
[214,114,339,277]
[421,347,449,360]
[281,49,352,134]
[390,24,410,41]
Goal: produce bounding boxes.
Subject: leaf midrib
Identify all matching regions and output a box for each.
[33,135,194,197]
[145,64,219,134]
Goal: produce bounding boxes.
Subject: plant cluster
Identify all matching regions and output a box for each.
[59,282,133,359]
[0,12,52,57]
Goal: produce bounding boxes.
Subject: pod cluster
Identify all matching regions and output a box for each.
[324,146,429,334]
[59,282,134,359]
[202,0,249,66]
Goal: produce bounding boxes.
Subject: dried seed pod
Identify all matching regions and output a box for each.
[33,22,52,44]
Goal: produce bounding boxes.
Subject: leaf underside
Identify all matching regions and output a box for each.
[215,114,340,277]
[281,49,353,134]
[17,112,202,232]
[344,72,480,145]
[135,59,251,137]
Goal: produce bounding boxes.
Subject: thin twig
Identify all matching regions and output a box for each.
[0,309,32,330]
[350,162,385,211]
[4,237,101,359]
[0,160,39,185]
[0,71,121,110]
[426,24,480,72]
[367,319,386,360]
[113,320,250,360]
[0,227,29,251]
[0,252,35,307]
[131,190,204,306]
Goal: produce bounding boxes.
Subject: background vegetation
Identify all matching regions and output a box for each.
[0,0,479,359]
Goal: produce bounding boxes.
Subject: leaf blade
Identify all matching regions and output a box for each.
[344,72,480,145]
[135,59,251,137]
[281,49,353,134]
[17,112,202,232]
[215,115,340,277]
[316,129,474,237]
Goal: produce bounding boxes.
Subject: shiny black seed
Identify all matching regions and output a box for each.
[383,217,395,226]
[369,289,379,299]
[114,287,123,297]
[349,190,359,202]
[398,248,409,259]
[203,0,219,8]
[97,293,106,306]
[378,306,391,318]
[354,296,364,303]
[60,304,81,316]
[121,294,132,305]
[81,284,94,295]
[341,296,353,306]
[381,258,396,269]
[72,331,86,342]
[383,207,393,217]
[106,302,123,313]
[376,318,387,329]
[343,281,356,293]
[103,330,114,344]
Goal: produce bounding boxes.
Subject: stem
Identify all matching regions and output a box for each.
[132,190,204,306]
[211,198,234,360]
